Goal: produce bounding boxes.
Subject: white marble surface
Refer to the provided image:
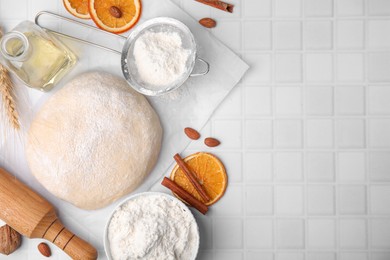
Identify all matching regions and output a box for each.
[2,0,390,259]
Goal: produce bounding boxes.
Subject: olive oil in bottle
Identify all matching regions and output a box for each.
[0,21,77,91]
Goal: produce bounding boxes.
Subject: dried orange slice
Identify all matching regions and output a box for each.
[63,0,90,19]
[170,152,228,206]
[88,0,142,34]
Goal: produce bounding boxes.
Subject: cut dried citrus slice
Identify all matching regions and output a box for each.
[170,152,228,206]
[63,0,90,19]
[89,0,142,34]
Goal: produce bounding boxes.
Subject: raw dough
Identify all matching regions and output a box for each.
[26,72,163,210]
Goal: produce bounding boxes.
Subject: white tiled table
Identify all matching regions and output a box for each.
[2,0,390,259]
[171,0,390,259]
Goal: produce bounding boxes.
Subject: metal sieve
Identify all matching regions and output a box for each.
[35,12,209,96]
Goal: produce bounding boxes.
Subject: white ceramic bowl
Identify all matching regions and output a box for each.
[104,192,200,260]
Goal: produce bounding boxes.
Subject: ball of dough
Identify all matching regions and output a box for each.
[26,72,163,210]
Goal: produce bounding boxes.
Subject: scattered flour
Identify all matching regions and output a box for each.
[133,31,190,88]
[108,193,199,260]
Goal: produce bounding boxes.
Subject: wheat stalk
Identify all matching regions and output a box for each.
[0,28,20,130]
[0,66,20,130]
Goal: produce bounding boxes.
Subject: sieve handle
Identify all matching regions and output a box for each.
[35,11,125,55]
[190,57,210,77]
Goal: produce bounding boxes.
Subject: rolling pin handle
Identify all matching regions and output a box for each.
[43,219,97,260]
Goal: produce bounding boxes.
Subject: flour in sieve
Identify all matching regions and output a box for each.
[108,194,198,260]
[133,31,191,88]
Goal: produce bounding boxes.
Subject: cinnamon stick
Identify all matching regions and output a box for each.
[174,153,210,202]
[195,0,234,13]
[161,177,208,215]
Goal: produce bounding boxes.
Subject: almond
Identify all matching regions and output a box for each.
[109,6,122,18]
[38,243,51,257]
[199,18,217,28]
[184,127,200,140]
[204,137,220,147]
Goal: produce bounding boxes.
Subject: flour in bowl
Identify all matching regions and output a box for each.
[107,193,199,260]
[133,30,191,88]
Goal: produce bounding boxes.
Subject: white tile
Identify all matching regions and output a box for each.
[245,87,272,116]
[369,0,390,15]
[369,152,390,181]
[243,21,271,50]
[274,152,303,182]
[275,185,304,215]
[243,53,271,84]
[274,21,302,50]
[181,0,210,20]
[338,185,366,214]
[196,215,213,249]
[197,250,214,260]
[306,119,334,148]
[336,119,365,148]
[339,252,368,260]
[307,185,335,215]
[214,84,242,118]
[306,152,335,182]
[371,218,390,249]
[213,185,243,216]
[246,252,273,260]
[276,252,305,260]
[368,53,390,82]
[306,252,336,260]
[305,0,333,16]
[28,0,58,19]
[244,0,272,17]
[339,219,367,249]
[336,20,364,49]
[307,219,336,249]
[275,120,303,148]
[245,120,273,148]
[335,86,365,115]
[305,86,333,115]
[275,86,302,115]
[276,219,305,249]
[370,185,390,215]
[368,119,390,148]
[371,252,390,260]
[214,120,242,149]
[338,152,366,182]
[213,21,241,51]
[306,53,333,82]
[0,0,27,19]
[244,152,272,181]
[213,218,243,249]
[337,0,364,16]
[214,251,243,260]
[217,152,242,182]
[368,20,390,49]
[336,53,365,82]
[275,0,302,17]
[304,21,333,50]
[368,86,390,114]
[245,218,273,249]
[275,54,302,82]
[245,186,273,215]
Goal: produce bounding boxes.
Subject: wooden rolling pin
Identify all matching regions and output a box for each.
[0,168,97,260]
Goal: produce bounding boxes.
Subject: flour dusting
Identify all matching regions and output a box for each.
[133,31,190,88]
[108,194,198,260]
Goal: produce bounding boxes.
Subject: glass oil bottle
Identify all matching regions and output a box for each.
[0,21,77,91]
